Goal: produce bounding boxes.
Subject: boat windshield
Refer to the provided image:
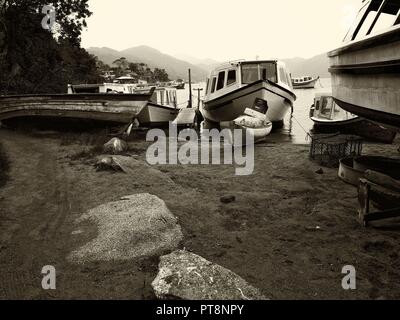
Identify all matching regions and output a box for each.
[241,62,277,84]
[319,96,334,119]
[343,0,400,42]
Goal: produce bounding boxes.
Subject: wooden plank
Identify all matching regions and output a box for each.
[358,179,370,226]
[364,170,400,192]
[364,207,400,223]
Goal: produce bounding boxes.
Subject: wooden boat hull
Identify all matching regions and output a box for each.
[339,156,400,186]
[0,93,153,123]
[137,103,179,127]
[202,80,295,126]
[328,26,400,131]
[311,116,396,143]
[292,78,319,89]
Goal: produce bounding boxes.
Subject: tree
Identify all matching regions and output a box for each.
[112,57,129,72]
[0,0,98,94]
[154,68,169,82]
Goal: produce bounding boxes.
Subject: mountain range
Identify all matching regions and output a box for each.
[87,46,209,82]
[282,54,330,78]
[87,45,331,81]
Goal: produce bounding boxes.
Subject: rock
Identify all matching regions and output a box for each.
[95,156,122,172]
[103,137,128,154]
[220,195,236,204]
[315,168,324,175]
[68,194,183,263]
[152,250,267,300]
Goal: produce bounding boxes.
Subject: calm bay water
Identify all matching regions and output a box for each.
[176,78,332,144]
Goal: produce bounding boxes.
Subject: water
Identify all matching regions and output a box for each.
[175,78,332,144]
[282,77,332,144]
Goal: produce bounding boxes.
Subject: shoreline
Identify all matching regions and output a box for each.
[1,128,400,299]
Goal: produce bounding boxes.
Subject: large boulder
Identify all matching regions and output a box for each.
[152,250,267,300]
[68,194,183,263]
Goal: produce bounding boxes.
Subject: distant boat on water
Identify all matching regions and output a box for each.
[160,80,185,90]
[291,76,319,89]
[328,0,400,131]
[68,83,137,94]
[310,91,396,143]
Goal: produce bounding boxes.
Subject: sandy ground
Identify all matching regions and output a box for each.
[1,126,400,300]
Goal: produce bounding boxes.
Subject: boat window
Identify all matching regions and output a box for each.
[345,0,400,42]
[241,64,259,84]
[211,77,217,93]
[370,0,400,34]
[260,63,277,82]
[278,67,289,85]
[354,7,379,40]
[343,0,371,42]
[320,97,334,119]
[241,62,277,85]
[227,70,237,86]
[216,71,225,91]
[206,78,210,94]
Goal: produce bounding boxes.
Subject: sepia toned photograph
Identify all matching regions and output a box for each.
[1,0,400,308]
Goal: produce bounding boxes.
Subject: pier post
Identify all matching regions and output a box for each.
[188,69,192,108]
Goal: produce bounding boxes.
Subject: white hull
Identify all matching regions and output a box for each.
[203,80,294,124]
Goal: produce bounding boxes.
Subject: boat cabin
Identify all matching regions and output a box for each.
[67,83,137,94]
[312,93,356,121]
[343,0,400,43]
[204,60,293,101]
[292,76,314,84]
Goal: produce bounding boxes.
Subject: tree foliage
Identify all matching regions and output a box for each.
[0,0,100,95]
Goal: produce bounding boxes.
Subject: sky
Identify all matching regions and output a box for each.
[81,0,362,61]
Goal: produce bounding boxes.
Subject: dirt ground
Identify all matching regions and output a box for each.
[1,125,400,300]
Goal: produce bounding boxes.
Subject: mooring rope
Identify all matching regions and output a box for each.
[289,110,313,141]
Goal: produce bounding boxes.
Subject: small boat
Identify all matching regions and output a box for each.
[0,90,154,124]
[137,87,180,127]
[310,92,396,143]
[161,80,185,90]
[68,83,137,94]
[339,156,400,186]
[173,80,185,90]
[291,76,319,89]
[220,108,273,145]
[202,60,296,129]
[328,0,400,131]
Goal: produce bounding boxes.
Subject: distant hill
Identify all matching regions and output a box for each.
[174,54,220,73]
[87,46,331,81]
[283,53,330,78]
[87,46,208,82]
